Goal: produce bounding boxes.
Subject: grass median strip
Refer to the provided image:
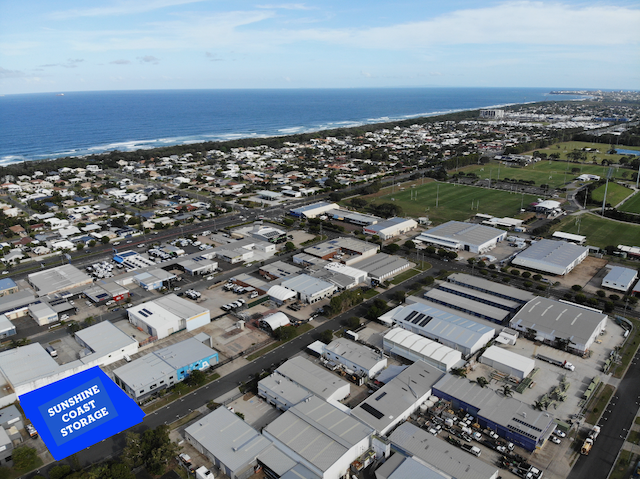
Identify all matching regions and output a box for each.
[391,268,421,285]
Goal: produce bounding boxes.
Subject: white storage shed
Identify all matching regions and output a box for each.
[479,346,535,380]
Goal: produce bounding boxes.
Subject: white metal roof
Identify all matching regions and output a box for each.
[512,239,588,274]
[260,312,290,330]
[267,285,296,302]
[603,266,638,287]
[383,328,462,368]
[480,346,535,376]
[417,221,505,248]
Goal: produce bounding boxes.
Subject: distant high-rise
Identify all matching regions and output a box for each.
[480,109,505,119]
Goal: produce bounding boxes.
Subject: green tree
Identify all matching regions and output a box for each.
[383,243,401,254]
[403,240,415,250]
[76,243,85,251]
[11,446,39,472]
[320,329,334,344]
[101,236,110,244]
[235,412,245,420]
[477,377,489,388]
[284,241,296,252]
[49,465,72,479]
[344,316,360,329]
[501,385,513,398]
[185,369,206,387]
[121,432,144,468]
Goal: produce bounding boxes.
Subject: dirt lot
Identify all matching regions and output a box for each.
[552,256,609,290]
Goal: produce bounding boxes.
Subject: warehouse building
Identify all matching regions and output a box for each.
[0,289,34,320]
[552,231,586,245]
[326,208,381,226]
[280,274,336,303]
[447,273,536,304]
[375,454,449,479]
[363,217,418,240]
[262,395,373,479]
[324,263,368,286]
[250,224,287,244]
[511,239,588,275]
[422,288,511,324]
[133,268,176,291]
[0,278,18,297]
[213,238,276,264]
[379,302,495,357]
[74,321,138,366]
[185,406,272,479]
[432,374,556,451]
[176,256,218,276]
[0,314,16,339]
[510,297,607,355]
[28,301,58,326]
[602,266,638,292]
[128,294,210,339]
[290,201,339,219]
[382,328,463,372]
[27,264,93,297]
[322,338,387,378]
[437,282,522,313]
[260,312,290,332]
[275,357,350,402]
[292,253,329,268]
[352,361,444,436]
[479,346,535,380]
[415,221,507,253]
[259,261,301,280]
[266,285,296,305]
[304,237,379,264]
[352,253,412,284]
[389,422,500,479]
[113,337,218,402]
[258,373,314,411]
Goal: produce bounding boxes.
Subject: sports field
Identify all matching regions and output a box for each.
[591,182,633,207]
[619,192,640,214]
[366,181,538,225]
[551,214,640,249]
[456,160,629,189]
[524,141,640,164]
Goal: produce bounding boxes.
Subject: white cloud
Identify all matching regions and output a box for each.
[137,55,160,64]
[50,0,209,19]
[110,59,131,65]
[0,66,25,78]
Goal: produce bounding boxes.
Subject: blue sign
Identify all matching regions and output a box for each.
[20,366,145,461]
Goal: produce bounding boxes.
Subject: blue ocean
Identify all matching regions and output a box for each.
[0,88,583,164]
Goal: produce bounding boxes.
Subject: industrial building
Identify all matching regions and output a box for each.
[289,201,339,219]
[185,406,272,479]
[447,273,536,304]
[389,422,500,479]
[113,337,218,402]
[266,285,296,305]
[27,264,93,297]
[292,253,329,268]
[280,274,336,303]
[351,253,412,283]
[28,301,58,326]
[324,263,368,286]
[260,312,291,332]
[375,454,449,479]
[258,373,314,411]
[423,288,511,324]
[552,231,586,245]
[249,224,287,244]
[0,278,18,297]
[511,239,588,275]
[363,217,418,240]
[312,267,363,291]
[128,294,210,339]
[0,314,16,339]
[432,374,556,451]
[213,238,276,264]
[510,297,607,354]
[304,237,379,264]
[602,266,638,292]
[415,221,507,253]
[0,291,36,320]
[133,268,177,291]
[352,361,444,436]
[479,346,535,380]
[275,357,350,402]
[326,208,380,226]
[259,261,301,280]
[437,282,522,313]
[379,302,495,357]
[262,395,373,479]
[74,321,138,366]
[322,338,387,378]
[176,256,218,276]
[382,328,463,372]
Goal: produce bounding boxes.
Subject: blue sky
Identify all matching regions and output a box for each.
[0,0,638,94]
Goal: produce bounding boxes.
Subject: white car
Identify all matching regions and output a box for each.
[489,431,499,440]
[496,445,507,454]
[555,429,566,438]
[550,436,561,444]
[472,432,482,441]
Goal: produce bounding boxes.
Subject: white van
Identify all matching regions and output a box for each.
[45,345,58,357]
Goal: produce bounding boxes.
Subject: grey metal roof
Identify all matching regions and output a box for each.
[438,282,521,310]
[276,357,350,401]
[75,321,136,357]
[0,290,37,314]
[363,217,414,234]
[261,261,302,279]
[511,239,588,274]
[376,455,449,479]
[27,264,93,296]
[113,352,176,390]
[510,297,607,347]
[154,294,209,319]
[423,289,510,322]
[281,274,335,297]
[352,361,444,434]
[352,253,411,279]
[279,463,322,479]
[433,374,555,443]
[0,344,66,390]
[0,314,14,335]
[420,221,505,247]
[258,445,297,476]
[185,406,272,474]
[152,337,217,369]
[603,266,638,287]
[389,422,499,479]
[447,273,536,303]
[259,374,313,406]
[311,269,355,289]
[389,303,495,353]
[324,338,385,371]
[263,395,373,473]
[290,201,337,215]
[326,208,380,226]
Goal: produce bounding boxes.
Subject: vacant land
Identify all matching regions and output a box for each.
[591,182,634,206]
[524,140,640,164]
[619,192,640,214]
[456,159,631,189]
[551,214,640,249]
[365,182,538,224]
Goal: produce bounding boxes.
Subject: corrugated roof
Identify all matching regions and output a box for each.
[418,221,505,248]
[512,239,587,274]
[324,338,385,371]
[276,357,349,401]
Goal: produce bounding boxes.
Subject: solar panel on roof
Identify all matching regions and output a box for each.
[405,310,419,322]
[418,316,433,327]
[360,403,385,420]
[411,313,426,324]
[142,308,152,315]
[139,311,148,317]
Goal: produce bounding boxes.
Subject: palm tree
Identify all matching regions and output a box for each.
[501,385,513,398]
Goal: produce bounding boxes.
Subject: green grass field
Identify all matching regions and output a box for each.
[591,182,633,207]
[619,192,640,214]
[366,182,537,225]
[456,160,631,189]
[551,214,640,249]
[525,141,640,164]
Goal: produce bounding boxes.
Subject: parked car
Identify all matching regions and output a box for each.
[488,431,499,440]
[550,436,561,444]
[555,429,566,438]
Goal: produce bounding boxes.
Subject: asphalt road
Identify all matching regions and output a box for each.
[568,347,640,479]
